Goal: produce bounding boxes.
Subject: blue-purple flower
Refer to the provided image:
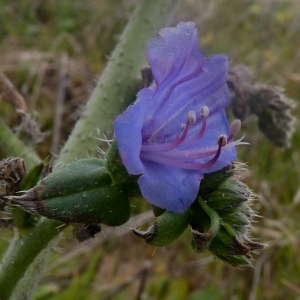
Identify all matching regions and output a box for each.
[114,22,242,213]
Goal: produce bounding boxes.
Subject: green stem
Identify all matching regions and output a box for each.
[0,117,40,168]
[59,0,180,163]
[11,235,60,300]
[0,219,65,299]
[0,0,181,298]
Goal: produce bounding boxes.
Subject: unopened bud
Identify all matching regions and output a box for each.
[5,158,130,226]
[250,85,296,148]
[133,208,190,247]
[203,178,251,212]
[191,172,264,266]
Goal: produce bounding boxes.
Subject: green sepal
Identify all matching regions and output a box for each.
[217,254,250,267]
[190,197,220,252]
[221,210,250,228]
[133,208,190,247]
[39,158,111,199]
[203,178,251,212]
[12,163,45,232]
[208,223,252,266]
[105,141,142,198]
[199,164,235,196]
[6,158,130,226]
[105,140,131,185]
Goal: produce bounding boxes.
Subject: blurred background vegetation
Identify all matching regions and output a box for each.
[1,0,300,299]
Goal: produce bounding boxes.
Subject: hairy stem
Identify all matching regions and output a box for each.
[59,0,180,163]
[10,235,61,300]
[0,219,65,299]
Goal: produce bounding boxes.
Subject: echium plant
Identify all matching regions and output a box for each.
[5,22,263,264]
[0,13,264,299]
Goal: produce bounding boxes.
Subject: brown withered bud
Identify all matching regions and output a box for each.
[227,65,252,120]
[191,229,215,252]
[227,65,296,148]
[0,157,26,194]
[249,85,296,148]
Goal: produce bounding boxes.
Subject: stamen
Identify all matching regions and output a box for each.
[184,116,207,144]
[142,108,209,152]
[230,119,241,135]
[173,118,190,144]
[141,139,223,170]
[141,136,247,161]
[217,135,227,147]
[142,112,192,152]
[200,106,209,118]
[188,111,196,124]
[228,119,241,142]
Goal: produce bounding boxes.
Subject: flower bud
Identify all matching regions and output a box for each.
[222,208,250,227]
[203,178,251,212]
[190,171,264,267]
[5,158,130,227]
[250,85,296,148]
[133,208,190,247]
[207,222,264,266]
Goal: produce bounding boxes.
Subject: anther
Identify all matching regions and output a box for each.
[228,119,241,142]
[200,106,209,118]
[188,111,196,124]
[217,135,227,147]
[229,119,241,136]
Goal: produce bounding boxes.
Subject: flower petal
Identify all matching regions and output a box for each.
[145,21,230,141]
[148,22,204,87]
[114,22,240,214]
[144,56,230,141]
[138,161,202,213]
[114,89,154,175]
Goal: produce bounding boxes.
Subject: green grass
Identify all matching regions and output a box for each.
[1,0,300,299]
